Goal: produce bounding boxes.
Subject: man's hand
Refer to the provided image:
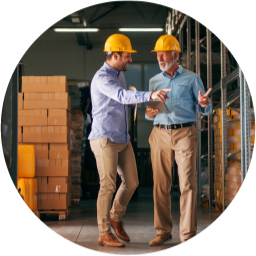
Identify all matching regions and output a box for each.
[198,88,212,108]
[151,88,172,102]
[146,107,159,118]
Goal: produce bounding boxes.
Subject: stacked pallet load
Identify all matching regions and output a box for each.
[213,108,233,212]
[213,108,255,212]
[17,145,38,214]
[18,76,72,220]
[224,109,255,207]
[18,92,23,142]
[70,109,84,204]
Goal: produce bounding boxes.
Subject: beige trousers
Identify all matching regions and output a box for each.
[90,138,139,236]
[149,125,197,242]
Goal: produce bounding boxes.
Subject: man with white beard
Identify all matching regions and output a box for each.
[145,35,212,245]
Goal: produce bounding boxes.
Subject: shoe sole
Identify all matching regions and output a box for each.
[98,241,125,247]
[149,236,173,246]
[110,225,130,242]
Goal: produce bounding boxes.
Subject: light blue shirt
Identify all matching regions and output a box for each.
[88,62,152,143]
[145,65,212,124]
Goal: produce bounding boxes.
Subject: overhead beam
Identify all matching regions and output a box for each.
[89,3,124,24]
[150,6,162,23]
[88,5,102,23]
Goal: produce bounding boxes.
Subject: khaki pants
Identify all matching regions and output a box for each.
[90,138,139,236]
[149,125,197,242]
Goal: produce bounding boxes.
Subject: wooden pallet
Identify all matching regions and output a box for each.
[33,210,40,218]
[36,207,71,220]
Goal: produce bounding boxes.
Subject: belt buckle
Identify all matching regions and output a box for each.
[174,125,177,129]
[165,124,172,131]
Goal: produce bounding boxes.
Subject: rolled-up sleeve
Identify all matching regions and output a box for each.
[192,75,212,115]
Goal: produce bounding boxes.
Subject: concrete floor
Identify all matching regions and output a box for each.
[42,188,220,254]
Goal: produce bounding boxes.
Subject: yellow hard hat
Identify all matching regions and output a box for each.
[152,35,181,52]
[104,34,137,53]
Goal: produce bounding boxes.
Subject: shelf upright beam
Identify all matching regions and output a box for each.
[240,69,251,181]
[207,28,214,207]
[186,16,191,71]
[195,20,201,205]
[220,42,227,211]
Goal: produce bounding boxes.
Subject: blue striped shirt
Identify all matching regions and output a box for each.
[88,62,152,143]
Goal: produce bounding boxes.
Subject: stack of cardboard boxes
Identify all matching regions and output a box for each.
[18,76,72,212]
[213,108,255,211]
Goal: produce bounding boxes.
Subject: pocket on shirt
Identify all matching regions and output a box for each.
[174,84,192,101]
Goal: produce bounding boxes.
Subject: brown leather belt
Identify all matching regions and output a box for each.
[154,122,194,130]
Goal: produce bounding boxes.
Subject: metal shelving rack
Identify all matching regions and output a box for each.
[170,12,253,210]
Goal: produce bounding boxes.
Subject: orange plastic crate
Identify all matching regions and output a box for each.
[18,178,37,211]
[18,145,35,178]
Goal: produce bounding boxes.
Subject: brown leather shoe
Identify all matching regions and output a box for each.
[110,219,130,242]
[149,234,172,246]
[98,233,125,247]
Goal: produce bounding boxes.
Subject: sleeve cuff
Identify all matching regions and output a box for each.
[197,104,212,115]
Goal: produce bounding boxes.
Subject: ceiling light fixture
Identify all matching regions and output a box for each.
[119,28,164,32]
[54,28,99,32]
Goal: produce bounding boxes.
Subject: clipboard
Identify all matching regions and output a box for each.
[146,99,167,112]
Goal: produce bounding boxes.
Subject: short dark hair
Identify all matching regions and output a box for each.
[105,51,123,61]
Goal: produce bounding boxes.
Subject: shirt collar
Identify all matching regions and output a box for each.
[163,65,183,79]
[104,62,120,77]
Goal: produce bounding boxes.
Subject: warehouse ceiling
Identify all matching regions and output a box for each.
[50,1,171,49]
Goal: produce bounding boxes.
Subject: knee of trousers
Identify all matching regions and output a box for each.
[99,183,116,196]
[121,179,139,192]
[180,182,197,194]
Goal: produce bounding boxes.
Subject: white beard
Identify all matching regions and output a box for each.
[158,53,175,72]
[159,61,174,72]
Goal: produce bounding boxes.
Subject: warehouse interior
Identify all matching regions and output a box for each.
[1,1,254,254]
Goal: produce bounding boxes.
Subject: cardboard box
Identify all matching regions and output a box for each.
[232,128,255,136]
[49,150,70,159]
[24,92,71,111]
[232,114,241,119]
[22,76,67,93]
[21,143,49,159]
[227,165,242,175]
[233,142,241,150]
[49,143,70,151]
[48,109,71,126]
[37,176,71,193]
[23,126,69,143]
[35,159,70,176]
[224,193,235,201]
[225,173,241,183]
[231,109,240,116]
[18,127,23,142]
[18,109,48,126]
[225,187,239,196]
[224,180,242,190]
[37,192,71,210]
[18,93,24,110]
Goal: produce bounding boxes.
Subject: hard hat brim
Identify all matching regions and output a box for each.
[103,49,137,53]
[151,49,181,53]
